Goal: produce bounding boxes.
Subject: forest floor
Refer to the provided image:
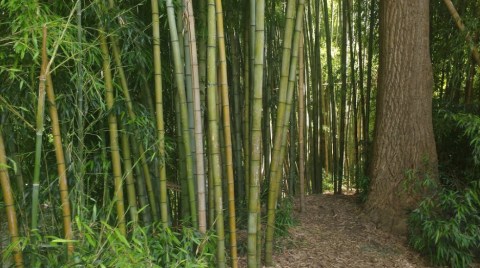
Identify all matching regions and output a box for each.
[241,194,432,268]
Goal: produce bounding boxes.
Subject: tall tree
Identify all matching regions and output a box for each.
[366,0,438,235]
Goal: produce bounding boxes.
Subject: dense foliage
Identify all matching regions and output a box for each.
[409,180,480,267]
[0,0,479,267]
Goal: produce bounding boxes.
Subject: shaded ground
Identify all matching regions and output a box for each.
[240,194,431,268]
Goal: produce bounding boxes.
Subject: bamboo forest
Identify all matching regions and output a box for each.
[1,0,480,267]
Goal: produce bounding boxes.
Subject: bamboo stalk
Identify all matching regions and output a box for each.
[264,0,296,264]
[207,0,226,265]
[107,0,159,223]
[247,0,265,266]
[31,25,48,233]
[119,122,139,224]
[215,0,238,266]
[99,29,126,235]
[298,32,306,212]
[0,129,24,268]
[75,0,86,217]
[442,0,480,65]
[150,0,169,227]
[184,0,207,234]
[45,73,74,255]
[166,0,198,228]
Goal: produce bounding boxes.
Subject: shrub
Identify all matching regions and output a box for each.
[409,181,480,268]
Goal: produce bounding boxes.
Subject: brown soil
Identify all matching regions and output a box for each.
[239,194,431,268]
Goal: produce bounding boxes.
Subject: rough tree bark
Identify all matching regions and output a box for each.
[366,0,438,235]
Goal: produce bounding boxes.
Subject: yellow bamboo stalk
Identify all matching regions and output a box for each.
[150,0,169,227]
[119,122,139,224]
[207,0,226,265]
[108,0,159,223]
[0,130,24,267]
[99,29,126,235]
[215,0,238,266]
[45,74,74,255]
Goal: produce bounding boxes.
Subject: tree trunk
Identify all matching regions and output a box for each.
[366,0,438,235]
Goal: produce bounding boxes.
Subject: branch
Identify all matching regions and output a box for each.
[443,0,480,66]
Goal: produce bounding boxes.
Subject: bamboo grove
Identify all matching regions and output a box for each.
[1,0,479,267]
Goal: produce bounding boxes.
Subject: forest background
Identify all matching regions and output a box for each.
[0,0,479,267]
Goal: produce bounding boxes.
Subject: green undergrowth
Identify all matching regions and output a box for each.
[409,180,480,268]
[2,218,216,267]
[274,197,297,238]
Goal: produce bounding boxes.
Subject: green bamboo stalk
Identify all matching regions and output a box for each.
[99,28,126,235]
[298,32,306,212]
[150,0,169,227]
[109,37,159,222]
[323,0,338,188]
[348,0,359,192]
[0,129,24,268]
[75,0,86,218]
[181,3,197,193]
[288,97,297,194]
[31,25,48,233]
[243,17,251,202]
[176,95,190,220]
[45,73,74,255]
[108,0,159,223]
[166,0,198,228]
[130,140,152,224]
[184,0,207,233]
[208,145,215,228]
[230,35,244,202]
[265,0,305,264]
[119,122,139,223]
[207,1,226,265]
[215,0,238,266]
[337,0,348,195]
[2,130,25,206]
[247,0,265,266]
[264,0,297,263]
[198,0,207,107]
[364,0,375,176]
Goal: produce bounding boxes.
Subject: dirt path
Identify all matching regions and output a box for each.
[265,194,430,268]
